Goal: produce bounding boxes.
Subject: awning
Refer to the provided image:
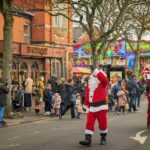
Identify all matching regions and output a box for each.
[72,67,91,75]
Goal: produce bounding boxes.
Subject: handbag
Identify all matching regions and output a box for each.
[125,103,129,110]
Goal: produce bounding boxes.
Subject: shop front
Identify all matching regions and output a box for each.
[0,41,67,83]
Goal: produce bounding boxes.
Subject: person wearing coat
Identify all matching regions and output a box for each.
[116,89,128,114]
[59,79,76,119]
[0,78,9,126]
[24,76,33,110]
[79,68,109,146]
[38,76,45,99]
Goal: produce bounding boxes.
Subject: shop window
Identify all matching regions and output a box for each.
[24,23,30,44]
[20,62,28,82]
[51,59,62,78]
[31,62,39,82]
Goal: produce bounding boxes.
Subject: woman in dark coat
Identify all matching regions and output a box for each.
[0,78,9,126]
[59,79,76,119]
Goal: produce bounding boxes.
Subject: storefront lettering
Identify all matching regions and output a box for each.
[27,46,48,55]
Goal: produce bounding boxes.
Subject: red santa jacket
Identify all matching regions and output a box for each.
[83,69,109,112]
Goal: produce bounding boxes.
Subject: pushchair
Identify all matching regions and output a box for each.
[12,89,24,112]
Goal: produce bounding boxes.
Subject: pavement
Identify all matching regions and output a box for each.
[2,95,148,127]
[4,113,53,127]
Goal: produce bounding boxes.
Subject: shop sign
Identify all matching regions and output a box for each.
[112,57,125,66]
[110,71,122,86]
[73,58,91,66]
[27,46,48,55]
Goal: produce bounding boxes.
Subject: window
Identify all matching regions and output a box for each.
[51,59,62,78]
[31,62,39,82]
[54,16,59,27]
[24,23,30,44]
[53,15,66,28]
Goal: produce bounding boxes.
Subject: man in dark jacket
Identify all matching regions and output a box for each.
[59,79,76,119]
[0,78,9,127]
[127,75,141,112]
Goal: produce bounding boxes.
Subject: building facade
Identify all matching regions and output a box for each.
[0,0,73,83]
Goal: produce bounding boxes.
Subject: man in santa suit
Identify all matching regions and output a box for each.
[143,65,150,128]
[79,68,109,146]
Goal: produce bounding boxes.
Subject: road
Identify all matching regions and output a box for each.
[0,100,149,150]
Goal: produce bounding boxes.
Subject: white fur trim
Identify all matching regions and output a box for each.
[92,69,100,76]
[89,105,108,112]
[88,76,100,102]
[85,129,94,135]
[100,129,108,134]
[83,105,89,113]
[99,70,107,76]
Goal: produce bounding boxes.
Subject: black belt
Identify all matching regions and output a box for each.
[89,101,106,107]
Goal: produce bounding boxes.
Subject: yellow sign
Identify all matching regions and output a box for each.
[110,71,122,86]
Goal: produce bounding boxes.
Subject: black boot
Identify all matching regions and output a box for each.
[100,133,107,145]
[79,134,92,146]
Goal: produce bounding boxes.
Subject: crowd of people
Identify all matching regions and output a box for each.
[9,71,147,120]
[10,75,88,119]
[0,67,149,130]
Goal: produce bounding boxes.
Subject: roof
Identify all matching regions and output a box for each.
[12,6,34,19]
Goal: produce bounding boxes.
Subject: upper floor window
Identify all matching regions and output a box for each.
[53,15,67,28]
[24,23,30,44]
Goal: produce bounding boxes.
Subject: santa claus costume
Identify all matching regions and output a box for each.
[79,68,109,146]
[143,66,150,128]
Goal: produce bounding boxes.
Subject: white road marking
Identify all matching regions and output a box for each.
[130,130,148,144]
[7,136,20,141]
[109,117,120,121]
[29,131,40,135]
[6,143,21,148]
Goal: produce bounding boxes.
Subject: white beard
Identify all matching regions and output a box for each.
[88,76,100,102]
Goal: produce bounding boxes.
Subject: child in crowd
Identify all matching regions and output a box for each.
[32,83,42,115]
[107,82,114,111]
[117,88,128,115]
[76,93,83,119]
[43,83,53,116]
[53,93,62,116]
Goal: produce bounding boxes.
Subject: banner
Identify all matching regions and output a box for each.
[110,71,122,86]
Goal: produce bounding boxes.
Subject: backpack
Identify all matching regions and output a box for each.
[126,80,133,91]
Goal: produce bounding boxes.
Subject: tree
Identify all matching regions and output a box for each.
[119,2,150,73]
[24,0,133,66]
[0,0,13,112]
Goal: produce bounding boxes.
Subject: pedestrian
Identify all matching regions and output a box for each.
[75,93,83,119]
[116,88,128,115]
[24,76,33,111]
[79,68,109,146]
[107,82,114,111]
[80,77,89,104]
[43,83,53,116]
[38,76,45,102]
[56,78,65,114]
[32,83,41,115]
[126,75,141,112]
[136,79,145,108]
[59,79,76,119]
[53,93,61,116]
[112,75,122,111]
[0,78,9,127]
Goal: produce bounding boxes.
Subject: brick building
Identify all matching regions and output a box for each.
[0,0,73,83]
